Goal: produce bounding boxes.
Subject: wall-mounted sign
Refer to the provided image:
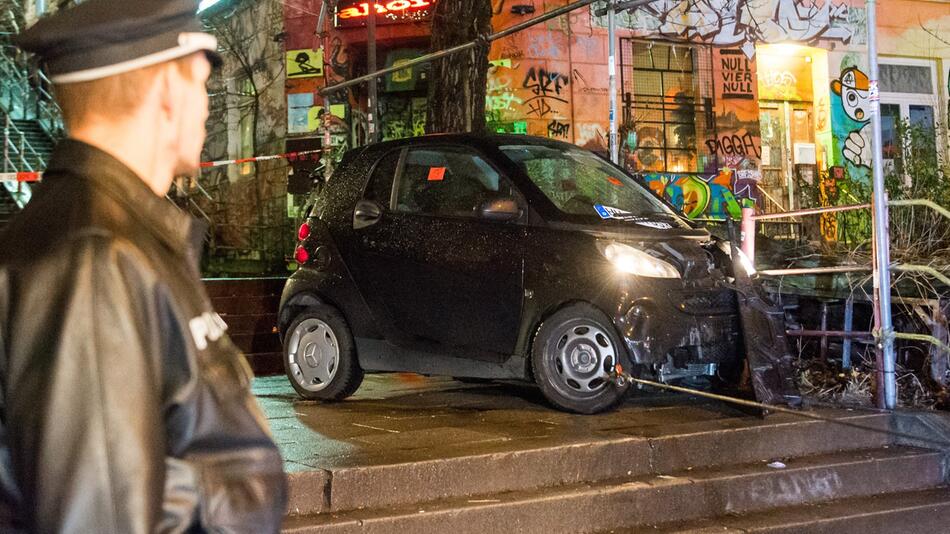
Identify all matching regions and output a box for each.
[287,48,324,78]
[335,0,436,28]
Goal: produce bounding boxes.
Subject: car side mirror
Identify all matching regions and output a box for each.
[479,197,522,221]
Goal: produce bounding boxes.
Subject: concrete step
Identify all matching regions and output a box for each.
[281,412,895,517]
[635,486,950,533]
[282,446,945,534]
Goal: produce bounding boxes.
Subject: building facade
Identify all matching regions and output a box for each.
[282,0,950,222]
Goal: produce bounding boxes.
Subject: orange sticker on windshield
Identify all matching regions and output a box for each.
[608,177,622,186]
[428,167,446,181]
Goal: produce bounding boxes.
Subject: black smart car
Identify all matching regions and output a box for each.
[278,134,742,413]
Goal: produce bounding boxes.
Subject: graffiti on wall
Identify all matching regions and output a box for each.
[325,37,351,82]
[547,120,571,139]
[576,122,608,153]
[830,66,872,175]
[486,60,524,113]
[706,130,761,160]
[379,97,426,141]
[712,49,762,175]
[593,0,862,57]
[526,32,565,58]
[718,49,755,99]
[522,66,570,118]
[644,167,759,220]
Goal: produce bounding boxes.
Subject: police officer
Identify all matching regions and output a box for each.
[0,1,288,532]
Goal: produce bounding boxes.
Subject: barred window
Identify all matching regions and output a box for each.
[620,41,715,173]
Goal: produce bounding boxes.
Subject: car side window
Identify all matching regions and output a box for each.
[395,147,514,218]
[364,149,402,207]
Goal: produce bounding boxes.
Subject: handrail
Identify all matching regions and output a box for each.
[0,38,64,139]
[3,114,44,171]
[754,183,788,214]
[891,264,950,288]
[889,199,950,221]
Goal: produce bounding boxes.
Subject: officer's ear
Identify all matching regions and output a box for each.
[156,62,179,125]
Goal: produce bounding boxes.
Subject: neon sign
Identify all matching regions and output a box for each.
[335,0,435,27]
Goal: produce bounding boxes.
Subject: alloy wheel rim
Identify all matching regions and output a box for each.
[288,318,340,392]
[546,320,615,398]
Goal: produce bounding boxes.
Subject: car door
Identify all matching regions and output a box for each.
[348,144,526,359]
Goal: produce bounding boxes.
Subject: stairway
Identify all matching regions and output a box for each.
[8,118,53,169]
[205,277,285,376]
[281,409,950,533]
[0,0,62,180]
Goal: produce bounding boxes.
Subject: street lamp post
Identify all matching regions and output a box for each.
[865,0,897,409]
[607,1,618,164]
[367,1,379,144]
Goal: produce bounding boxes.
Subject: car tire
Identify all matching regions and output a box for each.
[531,303,630,414]
[283,306,363,401]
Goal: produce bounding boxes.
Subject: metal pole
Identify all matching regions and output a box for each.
[866,0,897,409]
[740,205,755,260]
[317,1,335,181]
[752,202,871,221]
[366,1,379,144]
[757,265,872,277]
[842,296,854,369]
[320,0,658,96]
[607,1,619,164]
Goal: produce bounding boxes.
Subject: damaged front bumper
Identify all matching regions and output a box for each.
[610,279,742,380]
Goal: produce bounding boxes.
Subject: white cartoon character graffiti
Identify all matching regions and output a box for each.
[831,67,872,167]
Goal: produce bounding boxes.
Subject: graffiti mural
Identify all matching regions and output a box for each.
[830,66,872,178]
[593,0,861,57]
[643,168,754,220]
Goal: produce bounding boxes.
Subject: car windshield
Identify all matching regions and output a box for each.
[500,144,675,219]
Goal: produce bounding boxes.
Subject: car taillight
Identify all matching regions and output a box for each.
[298,222,311,240]
[294,246,309,264]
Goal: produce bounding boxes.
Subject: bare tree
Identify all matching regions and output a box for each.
[196,0,290,273]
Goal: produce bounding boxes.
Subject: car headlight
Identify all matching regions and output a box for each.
[601,242,680,279]
[716,240,756,276]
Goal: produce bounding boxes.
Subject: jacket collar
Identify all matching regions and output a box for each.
[45,138,206,260]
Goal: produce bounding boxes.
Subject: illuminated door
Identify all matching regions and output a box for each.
[759,102,814,213]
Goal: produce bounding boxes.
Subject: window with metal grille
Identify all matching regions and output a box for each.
[620,40,716,174]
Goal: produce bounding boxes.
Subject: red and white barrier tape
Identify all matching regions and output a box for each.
[0,149,327,182]
[0,172,41,183]
[198,149,325,168]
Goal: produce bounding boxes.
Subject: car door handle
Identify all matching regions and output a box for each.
[354,200,383,229]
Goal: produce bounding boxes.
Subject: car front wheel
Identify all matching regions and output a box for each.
[283,306,363,400]
[531,303,630,414]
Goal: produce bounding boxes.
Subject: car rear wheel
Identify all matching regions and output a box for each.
[531,303,630,414]
[284,306,363,401]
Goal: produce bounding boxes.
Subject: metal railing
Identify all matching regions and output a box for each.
[0,44,62,138]
[739,199,950,406]
[3,113,44,172]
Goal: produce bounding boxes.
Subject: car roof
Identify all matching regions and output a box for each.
[346,133,585,158]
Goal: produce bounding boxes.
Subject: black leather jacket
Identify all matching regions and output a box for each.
[0,140,288,532]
